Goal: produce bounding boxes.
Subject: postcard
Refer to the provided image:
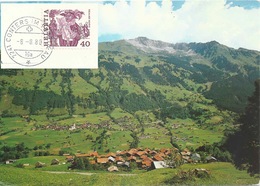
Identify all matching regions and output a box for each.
[1,3,98,69]
[0,1,259,186]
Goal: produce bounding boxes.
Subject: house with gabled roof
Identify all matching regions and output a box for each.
[144,148,151,153]
[117,150,127,156]
[97,157,109,164]
[160,148,168,153]
[181,148,191,156]
[127,156,137,162]
[5,159,16,164]
[65,156,74,162]
[153,154,164,161]
[90,151,99,157]
[206,156,217,163]
[117,161,130,168]
[151,161,169,169]
[157,152,166,158]
[136,151,147,157]
[149,150,157,156]
[115,156,125,163]
[75,153,90,158]
[106,152,116,158]
[191,153,201,163]
[140,155,148,160]
[142,157,153,168]
[127,148,138,156]
[108,156,116,162]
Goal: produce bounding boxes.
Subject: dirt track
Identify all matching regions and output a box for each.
[46,171,137,176]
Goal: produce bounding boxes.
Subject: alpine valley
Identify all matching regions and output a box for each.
[0,37,259,185]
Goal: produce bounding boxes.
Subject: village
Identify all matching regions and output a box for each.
[58,147,217,172]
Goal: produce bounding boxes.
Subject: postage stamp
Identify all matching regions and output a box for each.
[1,3,98,69]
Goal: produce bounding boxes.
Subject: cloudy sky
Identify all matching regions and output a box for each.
[1,0,260,50]
[98,0,260,50]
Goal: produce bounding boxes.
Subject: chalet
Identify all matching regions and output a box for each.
[115,156,125,163]
[160,148,168,154]
[90,151,99,157]
[5,159,16,164]
[65,156,74,162]
[136,151,147,157]
[116,150,127,156]
[181,150,191,156]
[151,161,169,169]
[69,123,76,131]
[149,150,157,156]
[75,153,90,158]
[153,154,164,161]
[97,157,109,164]
[117,161,130,168]
[182,155,191,163]
[206,156,217,163]
[140,155,148,160]
[144,148,151,153]
[51,158,60,165]
[106,152,116,158]
[127,149,138,156]
[108,156,116,162]
[165,149,173,156]
[108,165,119,172]
[157,152,166,158]
[142,157,153,168]
[191,153,201,162]
[127,156,137,162]
[35,161,46,168]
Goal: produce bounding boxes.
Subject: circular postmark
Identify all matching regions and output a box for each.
[4,16,52,67]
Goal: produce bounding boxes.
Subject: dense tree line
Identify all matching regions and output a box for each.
[224,79,260,174]
[205,75,255,112]
[0,143,30,162]
[9,87,67,114]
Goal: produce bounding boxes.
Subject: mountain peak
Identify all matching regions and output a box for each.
[126,37,197,56]
[126,37,176,54]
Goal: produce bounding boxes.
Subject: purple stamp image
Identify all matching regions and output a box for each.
[1,3,98,69]
[48,9,90,47]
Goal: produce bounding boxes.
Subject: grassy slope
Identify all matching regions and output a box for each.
[0,115,227,153]
[0,162,258,186]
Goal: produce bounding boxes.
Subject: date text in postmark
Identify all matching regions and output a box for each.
[4,16,52,67]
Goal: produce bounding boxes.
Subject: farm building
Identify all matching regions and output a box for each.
[206,156,217,163]
[191,153,201,162]
[5,159,16,164]
[108,166,119,172]
[151,161,169,169]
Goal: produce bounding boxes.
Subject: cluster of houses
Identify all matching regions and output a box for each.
[5,147,217,172]
[65,148,217,171]
[31,122,111,131]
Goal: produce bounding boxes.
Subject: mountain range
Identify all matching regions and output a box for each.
[0,37,259,116]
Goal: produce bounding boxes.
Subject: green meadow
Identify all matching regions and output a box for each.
[0,113,228,153]
[0,162,258,186]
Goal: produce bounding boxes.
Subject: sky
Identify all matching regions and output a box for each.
[1,0,260,50]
